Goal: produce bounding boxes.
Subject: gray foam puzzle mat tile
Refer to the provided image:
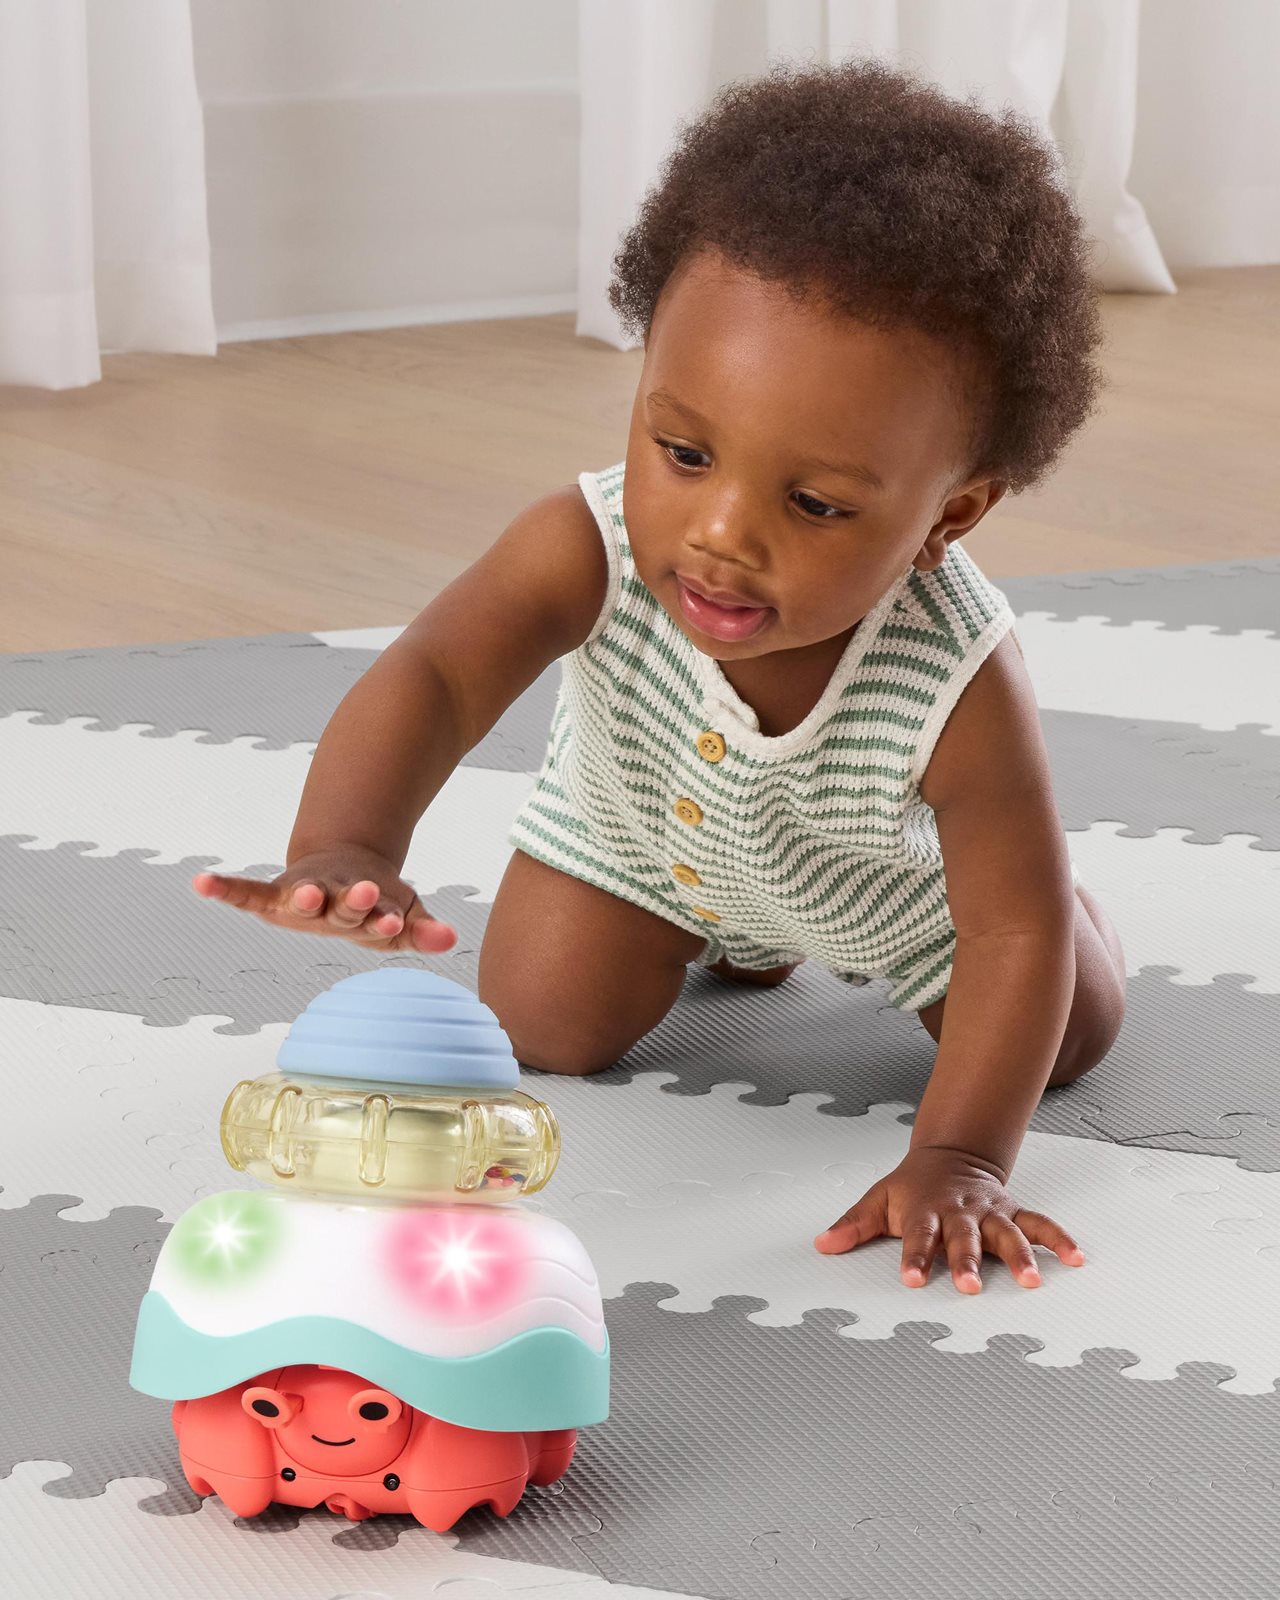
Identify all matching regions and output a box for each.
[1042,709,1279,849]
[1039,968,1280,1169]
[999,556,1280,636]
[459,1281,1280,1600]
[0,629,559,773]
[0,1194,194,1514]
[0,633,350,750]
[0,834,488,1026]
[585,963,1280,1170]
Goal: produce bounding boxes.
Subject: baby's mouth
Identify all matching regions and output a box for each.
[676,579,772,642]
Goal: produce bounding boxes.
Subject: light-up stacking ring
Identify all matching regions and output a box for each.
[130,968,609,1531]
[219,966,561,1201]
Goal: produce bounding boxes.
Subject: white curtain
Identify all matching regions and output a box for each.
[0,0,216,390]
[577,0,1280,348]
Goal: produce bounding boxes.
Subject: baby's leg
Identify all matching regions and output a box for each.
[477,849,710,1076]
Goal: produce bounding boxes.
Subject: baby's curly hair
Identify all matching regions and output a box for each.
[607,57,1106,496]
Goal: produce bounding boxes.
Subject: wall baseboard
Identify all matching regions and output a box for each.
[217,292,578,346]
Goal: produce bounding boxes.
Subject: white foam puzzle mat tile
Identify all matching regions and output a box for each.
[1061,823,1278,991]
[2,555,1279,1597]
[10,1002,1279,1395]
[0,712,536,896]
[1012,614,1280,733]
[546,1086,1280,1393]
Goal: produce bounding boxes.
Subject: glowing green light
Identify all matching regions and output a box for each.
[169,1192,279,1285]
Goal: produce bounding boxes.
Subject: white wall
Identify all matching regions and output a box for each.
[190,0,578,342]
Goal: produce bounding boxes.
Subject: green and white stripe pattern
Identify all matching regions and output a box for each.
[507,460,1016,1010]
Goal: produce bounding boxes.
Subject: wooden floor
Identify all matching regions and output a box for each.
[1,264,1277,652]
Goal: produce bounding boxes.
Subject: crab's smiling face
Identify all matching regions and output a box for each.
[242,1366,411,1474]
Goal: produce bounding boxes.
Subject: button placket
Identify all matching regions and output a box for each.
[672,723,727,918]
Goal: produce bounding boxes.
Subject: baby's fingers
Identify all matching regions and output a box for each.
[899,1214,941,1288]
[402,900,458,953]
[192,870,284,918]
[814,1181,889,1255]
[941,1213,985,1294]
[1014,1208,1086,1267]
[339,892,457,951]
[982,1215,1042,1287]
[286,881,326,918]
[326,880,382,929]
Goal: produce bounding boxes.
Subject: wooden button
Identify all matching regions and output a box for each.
[671,863,702,886]
[696,730,727,762]
[673,797,704,826]
[691,905,721,922]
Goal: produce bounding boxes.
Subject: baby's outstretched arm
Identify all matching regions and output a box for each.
[815,630,1087,1291]
[190,483,607,953]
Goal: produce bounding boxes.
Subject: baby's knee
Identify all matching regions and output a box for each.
[489,994,617,1077]
[512,1039,615,1078]
[1047,975,1126,1088]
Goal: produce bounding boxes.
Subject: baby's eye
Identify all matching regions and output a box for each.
[658,441,850,520]
[661,442,706,470]
[793,491,846,520]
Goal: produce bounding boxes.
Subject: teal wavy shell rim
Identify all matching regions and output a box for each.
[130,1291,609,1432]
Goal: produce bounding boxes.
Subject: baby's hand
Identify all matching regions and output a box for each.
[813,1146,1085,1293]
[191,845,458,956]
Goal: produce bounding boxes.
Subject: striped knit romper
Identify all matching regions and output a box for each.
[507,460,1064,1012]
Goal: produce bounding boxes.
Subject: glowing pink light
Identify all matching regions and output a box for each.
[383,1209,528,1321]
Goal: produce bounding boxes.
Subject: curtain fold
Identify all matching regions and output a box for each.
[577,0,1277,348]
[0,0,216,390]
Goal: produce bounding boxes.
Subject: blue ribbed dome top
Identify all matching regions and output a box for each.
[276,968,520,1089]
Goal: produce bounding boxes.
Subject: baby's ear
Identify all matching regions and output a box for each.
[918,508,982,570]
[912,536,951,573]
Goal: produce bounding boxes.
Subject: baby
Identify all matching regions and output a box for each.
[195,58,1126,1297]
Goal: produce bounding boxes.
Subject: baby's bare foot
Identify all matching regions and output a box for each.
[706,955,801,988]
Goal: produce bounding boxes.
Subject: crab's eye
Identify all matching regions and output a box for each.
[252,1399,279,1418]
[359,1401,389,1421]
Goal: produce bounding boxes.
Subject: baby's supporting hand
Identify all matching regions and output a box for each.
[813,1146,1085,1293]
[191,845,458,956]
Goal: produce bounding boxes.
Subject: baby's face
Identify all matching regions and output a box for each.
[623,247,1003,664]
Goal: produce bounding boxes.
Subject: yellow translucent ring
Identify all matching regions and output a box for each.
[220,1072,561,1204]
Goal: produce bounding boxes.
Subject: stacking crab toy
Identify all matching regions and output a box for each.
[130,967,609,1531]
